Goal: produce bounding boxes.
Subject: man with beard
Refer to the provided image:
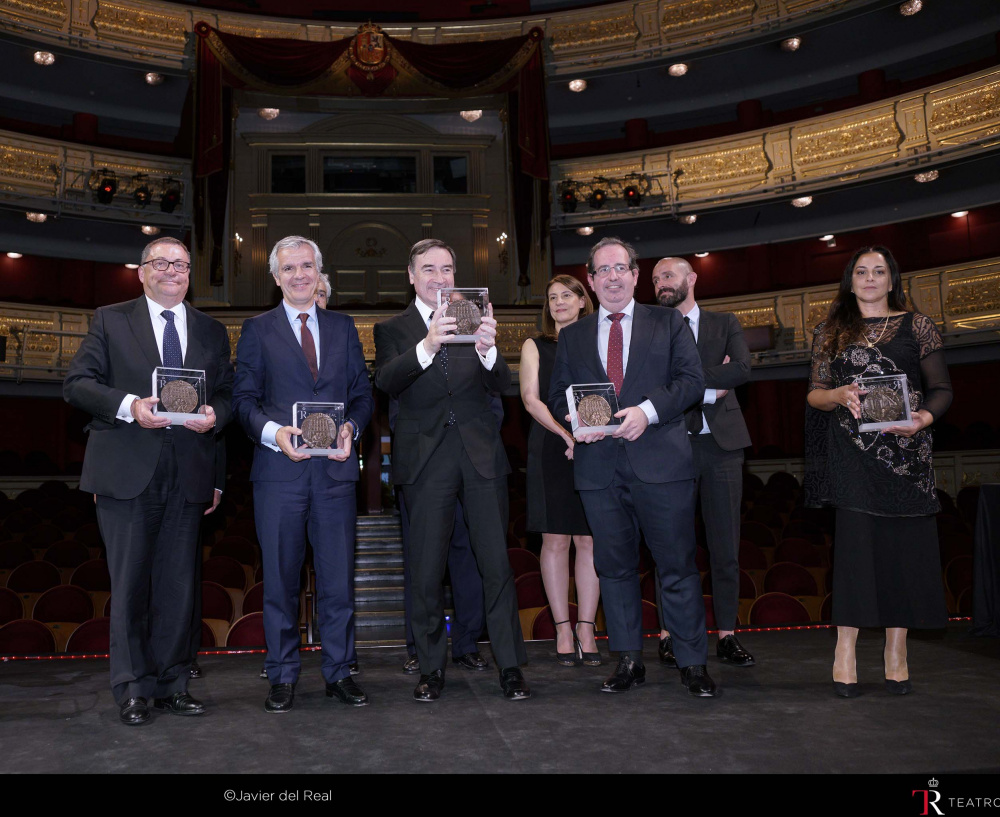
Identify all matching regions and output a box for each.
[651,257,755,668]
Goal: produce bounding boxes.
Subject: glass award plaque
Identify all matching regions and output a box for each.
[292,401,346,456]
[855,373,912,432]
[436,288,489,343]
[566,383,621,440]
[152,367,206,423]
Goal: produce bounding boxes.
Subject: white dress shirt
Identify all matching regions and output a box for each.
[116,297,189,422]
[595,299,657,425]
[681,302,718,435]
[414,297,497,370]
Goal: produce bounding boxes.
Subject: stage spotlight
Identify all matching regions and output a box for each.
[96,170,118,204]
[559,186,578,214]
[588,189,607,209]
[623,186,642,207]
[133,175,151,207]
[160,180,181,214]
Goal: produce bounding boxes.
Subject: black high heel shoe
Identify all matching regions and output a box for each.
[554,620,580,666]
[574,621,602,667]
[833,681,860,698]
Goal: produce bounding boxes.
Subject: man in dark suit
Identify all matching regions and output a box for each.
[64,237,232,725]
[550,236,718,697]
[232,236,372,713]
[652,257,755,666]
[374,238,529,702]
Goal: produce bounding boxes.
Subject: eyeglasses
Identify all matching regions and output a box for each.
[593,264,633,278]
[145,258,190,272]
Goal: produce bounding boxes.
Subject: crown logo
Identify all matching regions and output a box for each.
[928,778,939,788]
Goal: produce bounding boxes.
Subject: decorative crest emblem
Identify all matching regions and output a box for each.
[350,22,390,78]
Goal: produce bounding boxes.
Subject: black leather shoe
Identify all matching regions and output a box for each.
[453,651,489,671]
[413,670,445,702]
[119,697,150,726]
[680,664,718,697]
[402,655,421,674]
[658,636,677,668]
[601,655,645,693]
[189,659,203,680]
[349,662,360,676]
[717,634,755,667]
[834,682,861,698]
[326,677,369,707]
[499,667,531,700]
[264,683,295,713]
[153,692,207,715]
[884,679,912,695]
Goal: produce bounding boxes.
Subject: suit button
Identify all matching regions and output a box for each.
[313,390,318,395]
[448,391,453,396]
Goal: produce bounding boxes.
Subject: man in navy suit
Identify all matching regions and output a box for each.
[549,237,718,697]
[64,237,232,725]
[233,236,373,713]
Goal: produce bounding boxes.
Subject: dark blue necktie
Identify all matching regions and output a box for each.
[431,316,457,427]
[161,309,183,368]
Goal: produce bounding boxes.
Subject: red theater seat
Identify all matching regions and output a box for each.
[32,585,94,623]
[530,603,579,640]
[226,612,265,647]
[0,619,56,654]
[65,618,110,653]
[748,593,811,626]
[515,571,546,610]
[507,548,540,578]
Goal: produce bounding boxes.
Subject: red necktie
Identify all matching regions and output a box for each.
[608,313,625,396]
[298,313,318,381]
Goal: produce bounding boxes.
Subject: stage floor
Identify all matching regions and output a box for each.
[1,624,997,775]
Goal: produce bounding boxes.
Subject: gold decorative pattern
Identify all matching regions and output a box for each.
[794,113,900,166]
[660,0,755,33]
[549,13,638,52]
[929,80,1000,134]
[0,0,66,21]
[216,22,302,40]
[674,143,769,187]
[806,301,833,329]
[732,307,777,329]
[0,145,59,186]
[94,1,187,44]
[944,273,1000,316]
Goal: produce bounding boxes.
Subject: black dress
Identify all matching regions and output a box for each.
[804,312,953,629]
[525,336,591,536]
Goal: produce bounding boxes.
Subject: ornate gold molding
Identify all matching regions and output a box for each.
[549,13,639,53]
[660,0,755,33]
[93,0,187,45]
[0,0,65,22]
[554,67,1000,224]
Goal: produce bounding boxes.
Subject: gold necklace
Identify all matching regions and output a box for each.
[865,314,891,348]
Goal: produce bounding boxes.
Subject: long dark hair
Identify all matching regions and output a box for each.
[540,274,593,340]
[821,245,910,359]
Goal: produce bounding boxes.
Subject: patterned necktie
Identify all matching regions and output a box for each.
[607,313,625,396]
[298,313,319,381]
[684,316,704,434]
[161,309,183,368]
[432,318,457,427]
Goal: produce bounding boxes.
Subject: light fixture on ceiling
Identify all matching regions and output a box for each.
[141,225,160,236]
[144,72,164,86]
[568,79,588,93]
[780,37,802,52]
[951,211,969,218]
[160,180,181,214]
[820,234,834,242]
[791,196,813,208]
[623,185,642,207]
[588,189,607,209]
[679,214,698,225]
[257,108,280,120]
[898,0,922,16]
[459,110,483,122]
[695,252,709,258]
[559,185,578,214]
[133,174,151,207]
[125,264,139,269]
[95,169,118,204]
[914,170,939,183]
[6,252,23,258]
[576,226,594,236]
[667,63,689,77]
[33,51,55,66]
[25,212,47,223]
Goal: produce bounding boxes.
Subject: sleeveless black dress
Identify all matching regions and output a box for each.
[525,336,591,536]
[804,312,952,629]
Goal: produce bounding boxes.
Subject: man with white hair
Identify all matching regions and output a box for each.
[233,236,373,713]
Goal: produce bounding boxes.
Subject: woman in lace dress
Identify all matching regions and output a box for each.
[805,246,952,697]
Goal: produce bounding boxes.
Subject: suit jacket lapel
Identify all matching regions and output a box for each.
[270,305,314,381]
[183,304,206,370]
[128,297,163,371]
[622,304,653,396]
[316,309,337,383]
[585,314,607,381]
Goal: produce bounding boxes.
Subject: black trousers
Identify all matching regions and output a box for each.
[580,443,707,667]
[96,434,206,705]
[401,429,525,674]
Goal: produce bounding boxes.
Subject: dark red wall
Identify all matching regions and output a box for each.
[0,255,144,310]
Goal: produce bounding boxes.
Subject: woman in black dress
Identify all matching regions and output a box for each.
[805,246,952,697]
[520,275,600,665]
